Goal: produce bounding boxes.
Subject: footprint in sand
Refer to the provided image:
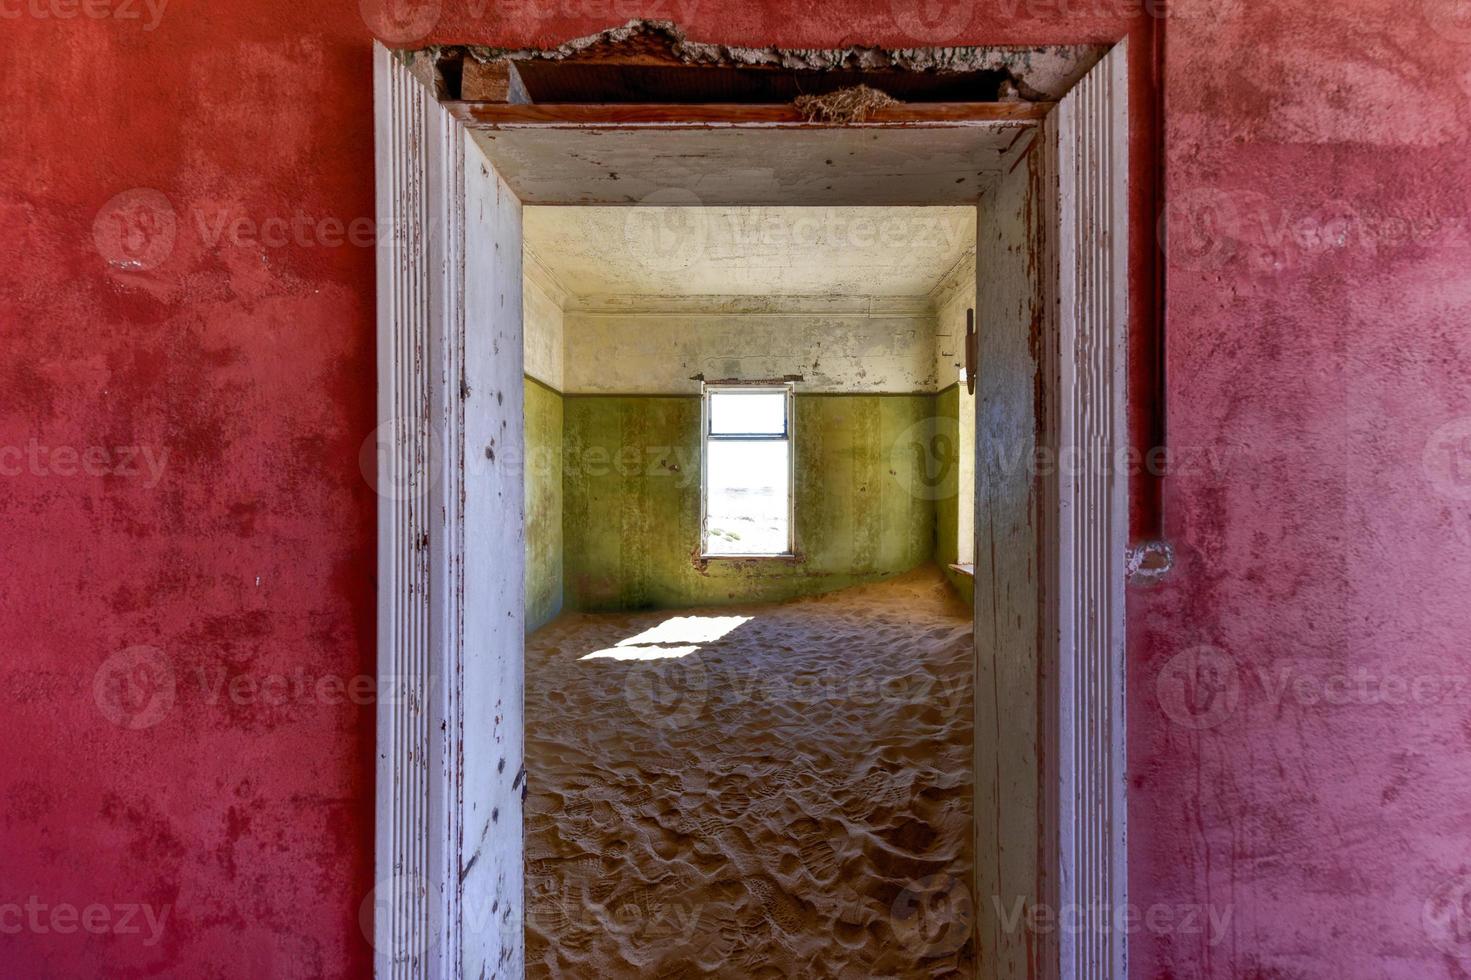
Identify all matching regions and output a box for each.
[524,568,975,977]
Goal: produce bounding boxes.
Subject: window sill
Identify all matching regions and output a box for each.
[949,563,975,578]
[700,552,801,562]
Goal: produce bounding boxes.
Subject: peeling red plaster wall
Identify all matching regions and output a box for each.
[1135,3,1471,978]
[1,0,1467,977]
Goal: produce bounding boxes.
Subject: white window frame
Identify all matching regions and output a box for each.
[699,382,795,558]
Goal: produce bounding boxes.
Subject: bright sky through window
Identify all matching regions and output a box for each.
[703,388,792,556]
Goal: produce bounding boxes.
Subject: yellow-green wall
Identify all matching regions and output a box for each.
[523,376,564,632]
[562,393,943,610]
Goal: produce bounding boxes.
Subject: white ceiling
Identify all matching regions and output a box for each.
[523,206,975,301]
[470,123,1036,208]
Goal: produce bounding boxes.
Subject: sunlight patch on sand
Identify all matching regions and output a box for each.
[526,567,975,977]
[579,644,701,661]
[616,615,752,647]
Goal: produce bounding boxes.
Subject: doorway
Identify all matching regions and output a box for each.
[518,203,979,974]
[370,32,1128,980]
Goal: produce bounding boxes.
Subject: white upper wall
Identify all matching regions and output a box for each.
[523,250,565,390]
[521,206,977,396]
[564,298,937,394]
[933,249,977,390]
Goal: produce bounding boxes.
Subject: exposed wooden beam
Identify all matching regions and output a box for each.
[446,101,1052,130]
[460,60,531,104]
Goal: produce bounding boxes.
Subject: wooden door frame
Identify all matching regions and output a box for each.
[1050,41,1130,980]
[372,38,1129,980]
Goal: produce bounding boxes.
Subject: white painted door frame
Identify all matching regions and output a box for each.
[970,42,1127,979]
[372,38,1128,980]
[371,43,524,980]
[1050,39,1130,980]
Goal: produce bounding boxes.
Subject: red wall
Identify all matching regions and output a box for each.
[1136,2,1471,977]
[3,0,1467,976]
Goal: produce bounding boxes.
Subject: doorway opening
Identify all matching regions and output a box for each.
[372,27,1129,980]
[518,204,979,973]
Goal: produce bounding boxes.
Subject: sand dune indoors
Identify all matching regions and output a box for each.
[524,566,975,977]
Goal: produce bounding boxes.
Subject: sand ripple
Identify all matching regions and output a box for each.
[525,566,975,978]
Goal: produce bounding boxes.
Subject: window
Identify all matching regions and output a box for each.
[701,384,793,557]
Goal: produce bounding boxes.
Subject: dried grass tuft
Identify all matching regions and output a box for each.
[792,85,900,123]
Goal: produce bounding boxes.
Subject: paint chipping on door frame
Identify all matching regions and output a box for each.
[373,36,1129,980]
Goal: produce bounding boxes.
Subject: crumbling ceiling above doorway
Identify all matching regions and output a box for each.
[430,20,1106,104]
[412,22,1103,206]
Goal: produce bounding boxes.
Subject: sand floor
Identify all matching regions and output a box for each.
[524,565,975,978]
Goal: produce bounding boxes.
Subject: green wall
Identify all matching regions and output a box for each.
[561,393,943,610]
[933,385,975,607]
[523,376,564,632]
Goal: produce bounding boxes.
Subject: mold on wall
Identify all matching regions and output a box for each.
[562,393,939,609]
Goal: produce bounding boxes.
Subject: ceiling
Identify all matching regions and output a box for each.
[468,123,1035,207]
[523,206,975,301]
